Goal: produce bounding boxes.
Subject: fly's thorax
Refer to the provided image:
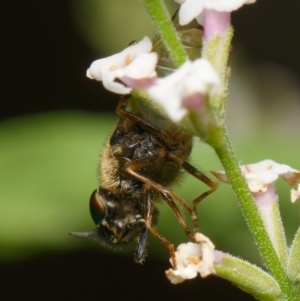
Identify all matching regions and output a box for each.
[99,99,193,197]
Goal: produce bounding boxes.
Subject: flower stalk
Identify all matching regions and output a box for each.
[213,127,296,300]
[140,0,188,68]
[86,0,300,299]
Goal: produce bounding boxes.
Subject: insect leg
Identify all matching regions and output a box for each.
[143,189,177,268]
[168,153,218,232]
[116,97,169,138]
[160,192,194,240]
[135,225,149,264]
[125,162,195,242]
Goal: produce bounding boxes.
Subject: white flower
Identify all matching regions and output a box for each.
[166,233,215,284]
[174,0,256,25]
[147,58,220,122]
[86,37,157,94]
[212,160,300,202]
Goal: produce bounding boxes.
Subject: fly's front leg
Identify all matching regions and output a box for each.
[168,153,218,233]
[143,189,177,268]
[135,225,149,264]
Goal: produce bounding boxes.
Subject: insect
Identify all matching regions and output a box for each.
[70,12,217,267]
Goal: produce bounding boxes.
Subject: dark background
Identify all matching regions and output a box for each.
[1,1,299,300]
[2,0,300,121]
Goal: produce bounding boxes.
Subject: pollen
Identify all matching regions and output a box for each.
[125,54,132,65]
[109,65,117,71]
[187,256,201,265]
[245,165,252,172]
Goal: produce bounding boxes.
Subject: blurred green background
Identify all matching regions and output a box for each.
[1,0,300,300]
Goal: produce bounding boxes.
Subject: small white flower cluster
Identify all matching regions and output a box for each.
[86,36,219,122]
[148,59,220,121]
[86,0,256,123]
[212,159,300,202]
[166,233,216,284]
[86,37,157,94]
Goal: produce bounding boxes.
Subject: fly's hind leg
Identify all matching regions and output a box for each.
[168,153,218,233]
[116,97,169,139]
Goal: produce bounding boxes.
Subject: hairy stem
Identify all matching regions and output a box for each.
[140,0,187,67]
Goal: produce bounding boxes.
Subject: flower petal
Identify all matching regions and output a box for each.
[147,58,220,122]
[86,36,155,94]
[175,0,205,25]
[175,0,256,25]
[203,0,256,12]
[212,159,300,193]
[291,184,300,203]
[166,233,215,284]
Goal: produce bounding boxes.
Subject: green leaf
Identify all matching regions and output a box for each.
[215,253,284,301]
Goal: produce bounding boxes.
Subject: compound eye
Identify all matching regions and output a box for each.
[89,189,106,225]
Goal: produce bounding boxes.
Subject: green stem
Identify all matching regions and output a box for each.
[140,0,187,67]
[212,126,297,300]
